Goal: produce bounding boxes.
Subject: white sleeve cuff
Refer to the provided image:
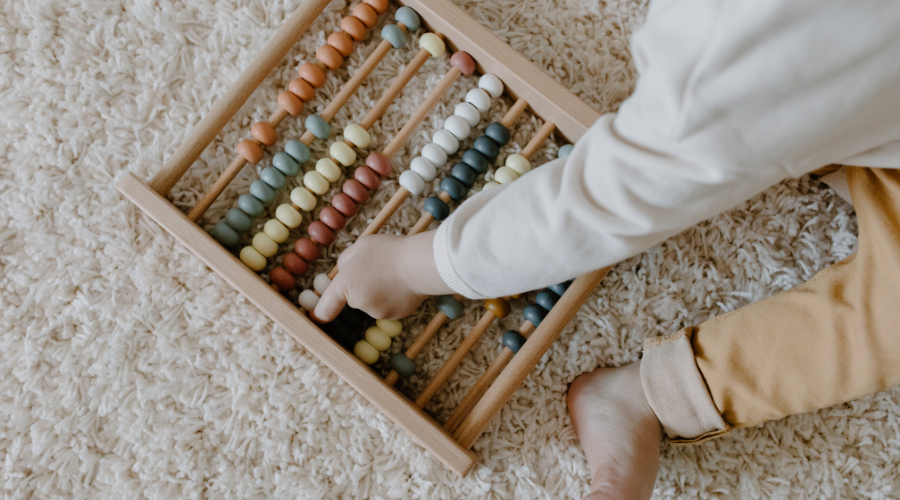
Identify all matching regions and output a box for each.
[433,221,490,299]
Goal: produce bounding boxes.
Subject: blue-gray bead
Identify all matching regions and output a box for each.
[535,290,561,310]
[558,144,574,158]
[390,352,416,378]
[523,304,548,326]
[485,122,511,146]
[381,24,407,49]
[237,194,264,217]
[394,6,421,31]
[305,114,331,140]
[501,330,527,353]
[548,280,574,296]
[436,295,464,320]
[424,196,450,221]
[451,163,477,187]
[285,139,311,163]
[211,222,240,248]
[441,176,468,201]
[225,208,253,233]
[473,136,499,161]
[272,152,300,176]
[260,166,286,190]
[462,149,489,174]
[249,179,275,204]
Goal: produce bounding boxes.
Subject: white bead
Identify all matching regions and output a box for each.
[505,153,531,175]
[421,143,447,167]
[494,166,519,184]
[482,181,500,191]
[399,170,425,195]
[454,102,481,127]
[313,273,331,294]
[410,156,437,181]
[478,74,504,98]
[432,130,459,154]
[443,115,470,141]
[298,290,320,310]
[465,88,491,113]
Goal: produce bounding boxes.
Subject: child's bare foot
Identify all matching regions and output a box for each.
[567,361,662,500]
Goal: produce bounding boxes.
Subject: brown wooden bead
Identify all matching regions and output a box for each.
[294,238,321,262]
[485,298,511,318]
[283,252,309,276]
[450,52,476,76]
[271,267,297,292]
[327,32,354,57]
[364,0,389,14]
[331,193,358,217]
[251,122,277,146]
[308,221,335,245]
[354,166,380,190]
[298,62,326,88]
[288,78,316,102]
[340,16,367,41]
[319,206,347,231]
[316,44,343,70]
[342,179,370,203]
[352,3,378,28]
[365,152,392,177]
[236,139,263,163]
[277,91,304,116]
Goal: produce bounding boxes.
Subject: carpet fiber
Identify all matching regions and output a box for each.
[1,0,898,498]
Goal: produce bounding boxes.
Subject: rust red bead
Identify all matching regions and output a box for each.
[343,179,370,203]
[308,221,336,245]
[294,238,321,262]
[331,193,358,217]
[283,252,309,276]
[319,206,347,231]
[365,153,392,177]
[354,166,380,190]
[450,52,476,76]
[271,267,297,292]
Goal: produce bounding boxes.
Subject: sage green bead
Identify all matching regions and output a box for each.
[305,114,331,140]
[395,6,421,30]
[390,353,416,378]
[249,179,275,204]
[225,208,252,233]
[273,152,300,176]
[211,222,240,248]
[381,24,407,49]
[436,295,464,320]
[260,166,286,189]
[238,194,264,217]
[285,140,311,163]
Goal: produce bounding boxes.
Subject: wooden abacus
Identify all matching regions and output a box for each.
[117,0,609,477]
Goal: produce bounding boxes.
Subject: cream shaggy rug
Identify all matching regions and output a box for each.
[2,0,898,498]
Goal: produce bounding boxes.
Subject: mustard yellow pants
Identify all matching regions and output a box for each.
[640,167,900,442]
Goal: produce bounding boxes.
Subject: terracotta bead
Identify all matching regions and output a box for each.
[352,3,378,28]
[283,252,309,276]
[288,78,316,102]
[298,62,326,88]
[250,122,277,146]
[319,206,347,231]
[365,152,392,177]
[308,221,335,245]
[277,91,304,116]
[485,298,512,318]
[364,0,389,14]
[316,44,343,70]
[341,16,367,41]
[449,52,476,76]
[271,267,297,292]
[331,193,359,217]
[327,32,354,57]
[236,139,263,163]
[294,238,321,262]
[342,179,370,203]
[354,166,380,190]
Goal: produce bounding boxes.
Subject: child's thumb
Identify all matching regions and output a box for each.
[311,277,347,324]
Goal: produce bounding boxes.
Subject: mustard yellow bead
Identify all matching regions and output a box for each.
[316,158,342,182]
[485,298,511,318]
[376,319,402,338]
[303,170,330,195]
[329,141,357,167]
[240,246,267,271]
[290,187,317,212]
[365,326,392,351]
[482,181,500,191]
[275,204,303,229]
[343,124,371,148]
[418,33,446,58]
[494,166,519,184]
[505,153,531,175]
[252,232,278,257]
[264,219,289,243]
[354,340,380,364]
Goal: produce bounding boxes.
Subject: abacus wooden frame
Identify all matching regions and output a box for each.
[117,0,605,477]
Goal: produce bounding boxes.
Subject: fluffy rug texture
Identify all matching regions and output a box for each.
[1,0,898,498]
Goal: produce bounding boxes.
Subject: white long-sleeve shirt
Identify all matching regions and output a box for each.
[434,0,900,299]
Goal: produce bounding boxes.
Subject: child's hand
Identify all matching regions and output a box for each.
[312,231,454,323]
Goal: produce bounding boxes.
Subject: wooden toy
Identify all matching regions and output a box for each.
[117,0,610,477]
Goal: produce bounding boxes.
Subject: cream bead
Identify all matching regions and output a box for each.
[252,232,279,257]
[264,219,289,243]
[313,273,331,294]
[454,102,481,126]
[482,181,500,191]
[421,143,447,167]
[354,340,380,364]
[410,156,437,181]
[304,170,330,195]
[418,33,446,58]
[290,187,317,212]
[240,246,267,271]
[432,129,459,154]
[443,115,471,140]
[365,326,392,351]
[494,166,519,184]
[316,158,342,182]
[478,73,504,98]
[505,153,531,175]
[298,289,320,310]
[343,124,371,148]
[329,141,357,166]
[275,204,303,228]
[465,88,491,113]
[376,319,402,337]
[398,170,425,195]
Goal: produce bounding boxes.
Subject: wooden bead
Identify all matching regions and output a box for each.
[327,32,354,57]
[354,166,380,190]
[376,319,402,337]
[252,233,279,257]
[364,0,389,14]
[354,340,380,364]
[418,33,445,58]
[449,51,475,76]
[251,122,277,146]
[304,170,330,195]
[343,179,370,203]
[319,206,347,231]
[331,193,358,217]
[308,221,335,245]
[343,124,371,148]
[277,91,304,116]
[290,187,317,212]
[236,139,263,163]
[271,267,297,292]
[365,153,392,177]
[341,16,367,41]
[298,62,326,88]
[240,246,267,271]
[330,141,357,166]
[484,298,511,318]
[352,3,378,28]
[264,219,290,243]
[365,326,392,351]
[316,44,343,70]
[494,166,519,184]
[316,158,342,182]
[294,238,321,261]
[288,78,316,101]
[283,252,309,276]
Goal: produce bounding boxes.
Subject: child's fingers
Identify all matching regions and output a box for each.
[311,277,347,324]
